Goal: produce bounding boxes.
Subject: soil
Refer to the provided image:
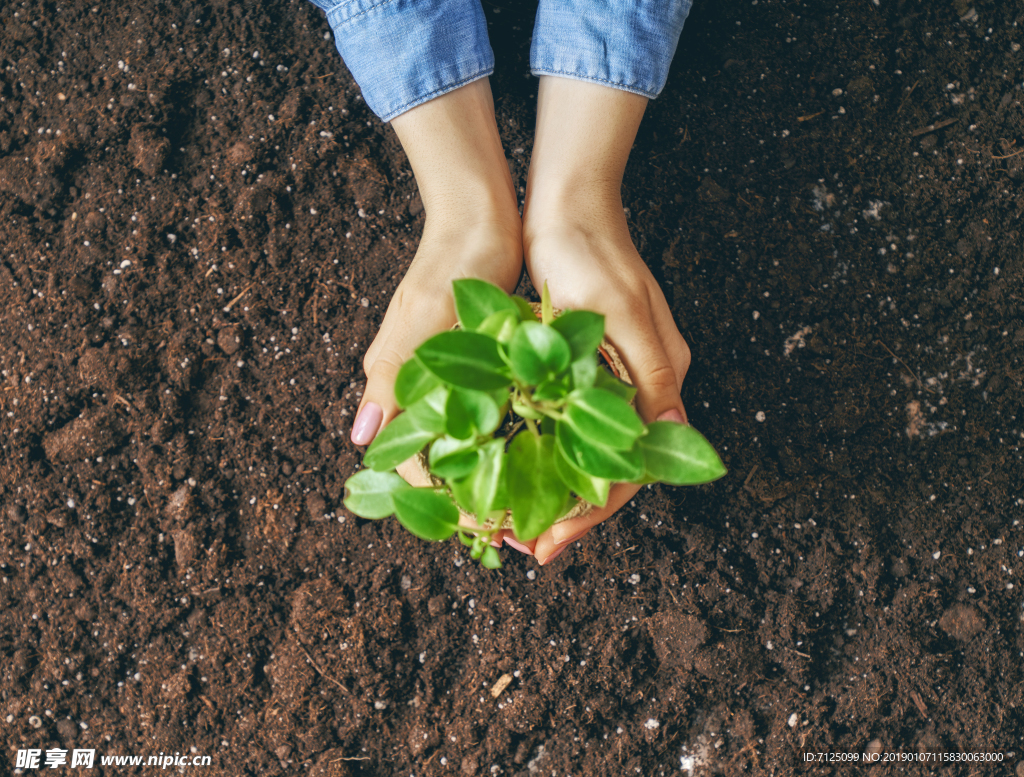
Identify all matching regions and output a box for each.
[1,0,1022,775]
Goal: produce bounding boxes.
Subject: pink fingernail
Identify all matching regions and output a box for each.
[540,545,568,565]
[504,537,534,556]
[555,529,588,547]
[657,408,686,424]
[351,403,383,446]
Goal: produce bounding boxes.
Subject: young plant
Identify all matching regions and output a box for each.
[343,279,726,567]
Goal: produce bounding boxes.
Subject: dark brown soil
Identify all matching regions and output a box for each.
[2,1,1023,775]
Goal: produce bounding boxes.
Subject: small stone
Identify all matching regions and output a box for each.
[787,713,799,728]
[939,604,984,642]
[218,326,242,355]
[866,739,883,758]
[83,211,106,233]
[697,178,730,203]
[172,528,197,567]
[128,124,170,177]
[305,491,326,521]
[227,141,254,166]
[846,76,874,102]
[43,408,124,463]
[56,718,78,743]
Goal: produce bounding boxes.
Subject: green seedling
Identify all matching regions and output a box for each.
[344,279,726,567]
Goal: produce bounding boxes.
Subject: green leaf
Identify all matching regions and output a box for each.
[445,388,501,440]
[511,399,543,420]
[533,373,571,402]
[479,545,502,569]
[637,422,727,485]
[553,444,610,507]
[566,388,645,450]
[453,279,518,330]
[428,436,481,480]
[449,439,505,520]
[394,355,442,409]
[594,367,637,401]
[477,308,520,344]
[555,419,644,481]
[416,331,512,391]
[513,295,539,323]
[507,432,569,541]
[403,386,449,434]
[363,413,439,472]
[551,311,605,362]
[343,469,411,518]
[392,488,459,541]
[509,322,571,385]
[570,355,598,390]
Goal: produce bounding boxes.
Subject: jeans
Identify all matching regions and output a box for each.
[307,0,693,122]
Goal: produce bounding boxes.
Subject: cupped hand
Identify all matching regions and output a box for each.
[351,219,522,446]
[516,217,691,564]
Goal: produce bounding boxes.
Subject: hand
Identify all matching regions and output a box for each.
[352,220,522,445]
[349,79,522,447]
[517,219,690,564]
[505,75,690,565]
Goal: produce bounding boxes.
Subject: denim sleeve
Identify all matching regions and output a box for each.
[309,0,494,122]
[531,0,693,99]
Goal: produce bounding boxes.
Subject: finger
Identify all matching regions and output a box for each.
[606,314,686,424]
[351,347,404,445]
[352,296,456,446]
[533,482,642,563]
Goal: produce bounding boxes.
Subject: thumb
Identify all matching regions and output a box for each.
[351,347,404,446]
[609,318,688,425]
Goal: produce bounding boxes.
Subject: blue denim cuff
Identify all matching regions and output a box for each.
[530,0,693,99]
[312,0,494,122]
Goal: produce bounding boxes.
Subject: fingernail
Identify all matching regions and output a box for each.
[555,529,588,547]
[504,536,534,556]
[351,403,383,446]
[540,544,568,565]
[657,408,686,424]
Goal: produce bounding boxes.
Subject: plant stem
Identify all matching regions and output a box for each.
[525,417,540,436]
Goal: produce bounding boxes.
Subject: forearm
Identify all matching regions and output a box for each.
[391,79,519,233]
[523,76,647,236]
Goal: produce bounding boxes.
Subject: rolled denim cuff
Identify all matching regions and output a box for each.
[312,0,494,122]
[531,0,693,99]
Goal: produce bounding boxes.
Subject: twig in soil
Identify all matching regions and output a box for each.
[222,283,253,313]
[797,110,824,122]
[294,638,350,695]
[743,465,759,487]
[910,690,929,718]
[877,340,931,393]
[909,117,957,137]
[785,647,811,659]
[992,148,1024,160]
[896,80,919,114]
